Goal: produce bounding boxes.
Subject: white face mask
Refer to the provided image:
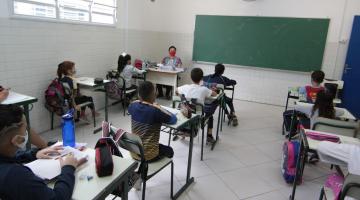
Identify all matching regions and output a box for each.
[17,130,29,150]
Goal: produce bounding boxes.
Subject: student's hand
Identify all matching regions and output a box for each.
[36,146,63,159]
[0,89,9,102]
[211,90,218,96]
[75,105,81,111]
[60,153,87,168]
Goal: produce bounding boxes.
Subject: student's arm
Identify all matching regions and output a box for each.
[130,65,145,75]
[9,165,75,200]
[294,103,313,118]
[223,76,236,86]
[155,106,177,125]
[15,148,39,163]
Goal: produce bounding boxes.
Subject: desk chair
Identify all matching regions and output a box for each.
[222,85,236,127]
[105,72,137,116]
[312,117,359,138]
[172,96,216,161]
[112,127,174,200]
[319,173,360,200]
[323,79,344,104]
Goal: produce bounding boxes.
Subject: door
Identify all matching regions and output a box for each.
[342,16,360,119]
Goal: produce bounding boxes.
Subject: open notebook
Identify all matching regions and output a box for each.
[25,147,88,180]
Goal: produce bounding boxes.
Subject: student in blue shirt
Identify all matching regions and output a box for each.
[203,64,238,126]
[128,81,177,162]
[0,104,86,200]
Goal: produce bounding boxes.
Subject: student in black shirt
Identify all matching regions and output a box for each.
[0,104,86,200]
[57,61,98,122]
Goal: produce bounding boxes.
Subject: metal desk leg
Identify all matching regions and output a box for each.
[121,175,129,200]
[24,104,32,150]
[94,88,109,134]
[173,118,196,199]
[211,102,222,150]
[201,121,205,161]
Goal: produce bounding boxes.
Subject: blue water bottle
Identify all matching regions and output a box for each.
[62,109,75,147]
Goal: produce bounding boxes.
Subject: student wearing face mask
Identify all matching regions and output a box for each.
[0,104,86,200]
[157,46,183,99]
[1,86,51,149]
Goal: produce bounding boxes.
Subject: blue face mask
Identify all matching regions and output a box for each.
[17,130,29,150]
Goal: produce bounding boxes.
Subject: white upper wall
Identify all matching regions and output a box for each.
[124,0,359,42]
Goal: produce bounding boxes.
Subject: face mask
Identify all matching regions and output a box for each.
[17,130,28,150]
[169,51,176,57]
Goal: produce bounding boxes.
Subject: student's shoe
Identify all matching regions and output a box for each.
[206,135,215,145]
[133,178,142,191]
[232,115,238,127]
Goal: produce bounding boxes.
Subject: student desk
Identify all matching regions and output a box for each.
[76,77,110,133]
[295,101,356,121]
[1,91,38,149]
[290,129,360,200]
[161,106,200,199]
[145,68,184,95]
[285,87,342,111]
[48,148,137,200]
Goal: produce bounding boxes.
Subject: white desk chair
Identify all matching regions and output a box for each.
[111,127,174,200]
[312,117,359,138]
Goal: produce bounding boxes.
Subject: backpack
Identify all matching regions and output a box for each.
[281,140,301,184]
[44,78,71,116]
[105,71,124,100]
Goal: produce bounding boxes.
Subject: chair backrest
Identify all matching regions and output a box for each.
[110,126,143,156]
[323,79,344,90]
[341,174,360,200]
[312,117,359,138]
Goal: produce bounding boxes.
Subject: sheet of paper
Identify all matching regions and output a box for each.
[1,91,34,105]
[25,159,61,180]
[52,141,87,149]
[161,106,180,115]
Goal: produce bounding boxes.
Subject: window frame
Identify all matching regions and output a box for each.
[9,0,117,27]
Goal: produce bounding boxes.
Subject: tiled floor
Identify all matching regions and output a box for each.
[41,100,333,200]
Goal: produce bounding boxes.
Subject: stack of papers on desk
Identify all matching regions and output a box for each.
[1,92,33,105]
[25,147,88,180]
[161,106,180,115]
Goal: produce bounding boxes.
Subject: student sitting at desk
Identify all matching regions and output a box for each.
[299,70,325,103]
[118,53,146,91]
[295,90,344,129]
[177,68,218,144]
[128,81,177,162]
[157,46,183,99]
[1,86,50,148]
[203,63,238,126]
[0,104,86,200]
[57,61,98,122]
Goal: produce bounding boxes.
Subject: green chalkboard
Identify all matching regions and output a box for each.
[193,15,330,72]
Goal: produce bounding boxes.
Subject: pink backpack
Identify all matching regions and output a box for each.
[281,141,301,184]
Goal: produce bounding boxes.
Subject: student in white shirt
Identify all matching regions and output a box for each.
[177,68,218,144]
[295,90,344,129]
[118,53,145,90]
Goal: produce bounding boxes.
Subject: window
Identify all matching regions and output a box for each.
[12,0,117,25]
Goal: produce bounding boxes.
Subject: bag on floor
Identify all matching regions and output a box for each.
[45,78,71,116]
[283,110,299,137]
[281,140,301,184]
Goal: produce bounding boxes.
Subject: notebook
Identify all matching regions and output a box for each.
[25,147,88,180]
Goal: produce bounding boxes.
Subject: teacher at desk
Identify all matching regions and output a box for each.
[157,45,183,100]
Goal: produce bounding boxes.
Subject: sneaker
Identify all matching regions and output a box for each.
[133,178,142,191]
[232,115,238,127]
[206,135,215,145]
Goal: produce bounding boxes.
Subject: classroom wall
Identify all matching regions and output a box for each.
[120,0,360,105]
[0,1,125,132]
